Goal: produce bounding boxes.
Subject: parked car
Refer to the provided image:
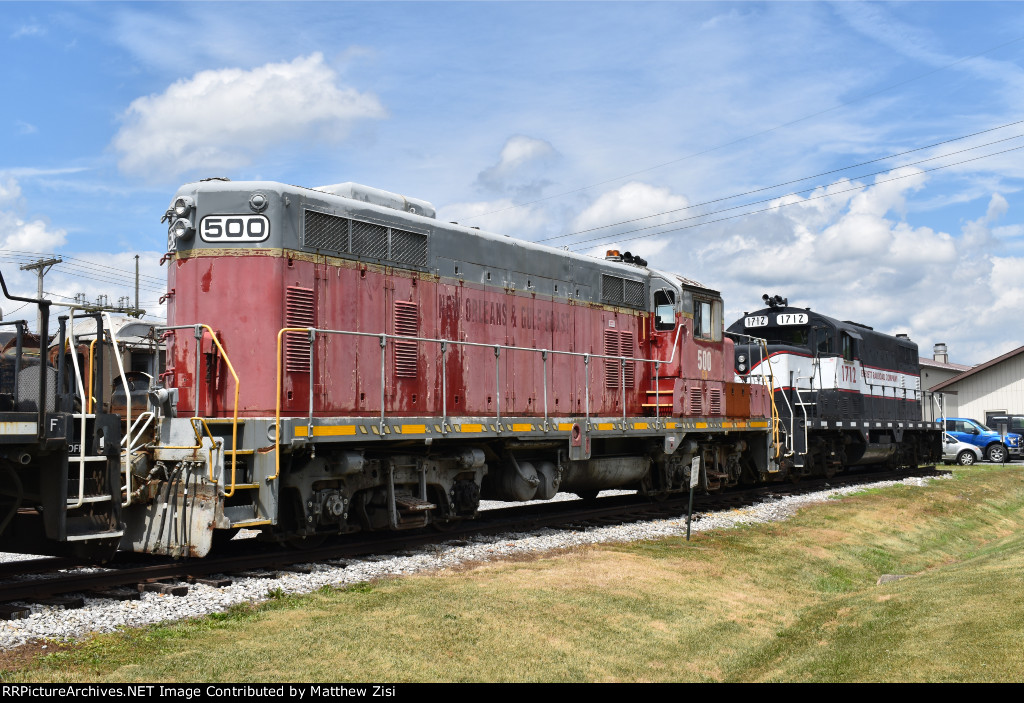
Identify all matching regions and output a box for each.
[942,417,1023,462]
[984,413,1024,436]
[941,433,982,466]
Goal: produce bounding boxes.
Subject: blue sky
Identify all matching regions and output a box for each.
[2,1,1023,365]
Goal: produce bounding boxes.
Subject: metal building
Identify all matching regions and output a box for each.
[931,344,1024,423]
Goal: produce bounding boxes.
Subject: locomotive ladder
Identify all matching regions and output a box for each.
[200,417,271,530]
[159,324,271,530]
[64,411,124,542]
[60,312,123,543]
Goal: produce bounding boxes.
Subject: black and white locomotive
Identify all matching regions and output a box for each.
[728,295,940,476]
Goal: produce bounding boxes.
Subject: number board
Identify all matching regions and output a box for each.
[745,315,768,327]
[200,214,270,243]
[775,313,808,326]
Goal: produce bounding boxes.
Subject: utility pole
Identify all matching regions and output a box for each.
[135,255,140,318]
[19,256,61,334]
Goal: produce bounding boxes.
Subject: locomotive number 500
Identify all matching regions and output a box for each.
[696,349,712,371]
[200,214,270,243]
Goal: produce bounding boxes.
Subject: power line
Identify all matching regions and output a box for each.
[0,249,164,283]
[463,33,1024,221]
[554,132,1024,247]
[569,143,1024,252]
[542,119,1024,242]
[0,257,166,294]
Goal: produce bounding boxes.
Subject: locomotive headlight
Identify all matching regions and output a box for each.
[173,196,194,217]
[738,363,746,372]
[171,217,194,241]
[738,354,746,363]
[249,192,269,213]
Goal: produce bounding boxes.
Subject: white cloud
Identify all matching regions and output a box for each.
[0,177,66,252]
[14,121,37,136]
[475,135,558,196]
[0,213,67,252]
[112,53,387,180]
[572,182,690,261]
[0,178,22,206]
[10,24,44,39]
[576,172,1023,365]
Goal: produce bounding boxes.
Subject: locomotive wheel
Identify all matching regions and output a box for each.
[956,450,977,466]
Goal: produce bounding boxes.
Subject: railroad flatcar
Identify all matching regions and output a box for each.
[0,287,129,561]
[727,295,941,476]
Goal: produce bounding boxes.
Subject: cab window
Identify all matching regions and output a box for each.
[816,330,832,355]
[653,289,676,331]
[694,299,712,339]
[841,333,857,362]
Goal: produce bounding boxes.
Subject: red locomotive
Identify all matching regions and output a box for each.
[144,179,774,554]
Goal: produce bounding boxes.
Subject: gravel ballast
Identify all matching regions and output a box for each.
[0,475,946,649]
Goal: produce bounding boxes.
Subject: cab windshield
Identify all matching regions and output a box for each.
[764,327,809,347]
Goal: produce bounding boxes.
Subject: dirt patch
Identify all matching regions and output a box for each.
[0,639,75,674]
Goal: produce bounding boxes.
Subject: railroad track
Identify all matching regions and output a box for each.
[0,465,947,618]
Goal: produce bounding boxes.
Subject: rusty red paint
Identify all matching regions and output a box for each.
[166,254,770,422]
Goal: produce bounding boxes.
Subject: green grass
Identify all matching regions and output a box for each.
[4,465,1024,682]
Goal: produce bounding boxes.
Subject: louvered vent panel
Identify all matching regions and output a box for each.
[284,286,316,373]
[708,388,723,415]
[619,331,635,387]
[352,220,389,260]
[601,275,624,305]
[303,210,350,251]
[394,301,419,379]
[623,280,645,308]
[688,387,703,415]
[391,229,428,267]
[604,329,619,388]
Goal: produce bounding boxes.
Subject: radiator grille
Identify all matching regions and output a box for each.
[708,388,723,416]
[624,280,645,308]
[352,220,389,260]
[620,331,635,387]
[391,229,428,267]
[284,286,316,373]
[688,387,703,415]
[604,330,620,388]
[600,274,645,309]
[393,301,419,379]
[601,275,623,305]
[302,210,429,268]
[303,210,350,251]
[603,329,635,389]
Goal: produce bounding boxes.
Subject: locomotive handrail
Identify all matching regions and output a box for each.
[86,339,98,414]
[724,331,784,460]
[103,313,133,507]
[0,320,28,407]
[272,320,719,481]
[158,325,241,497]
[0,269,51,437]
[122,411,155,452]
[65,311,90,510]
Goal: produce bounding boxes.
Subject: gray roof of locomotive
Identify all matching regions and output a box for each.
[170,180,718,310]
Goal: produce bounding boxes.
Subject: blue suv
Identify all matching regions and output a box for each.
[942,418,1023,463]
